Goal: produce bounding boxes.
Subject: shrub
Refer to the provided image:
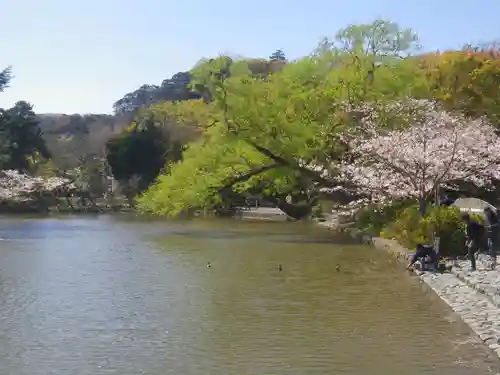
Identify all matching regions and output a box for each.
[356,200,413,236]
[418,206,467,257]
[381,204,424,246]
[381,205,484,257]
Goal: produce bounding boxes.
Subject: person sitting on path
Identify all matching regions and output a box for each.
[462,213,485,271]
[406,244,439,271]
[484,207,499,269]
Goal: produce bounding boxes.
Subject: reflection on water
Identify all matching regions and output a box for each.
[0,216,499,375]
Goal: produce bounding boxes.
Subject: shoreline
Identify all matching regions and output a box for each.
[313,213,500,359]
[371,237,500,359]
[0,204,135,215]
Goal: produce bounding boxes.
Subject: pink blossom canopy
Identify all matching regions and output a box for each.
[338,100,500,203]
[0,170,74,202]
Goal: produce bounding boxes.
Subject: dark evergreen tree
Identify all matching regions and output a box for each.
[0,101,50,171]
[269,49,287,61]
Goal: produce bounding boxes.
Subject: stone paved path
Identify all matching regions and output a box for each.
[355,237,500,358]
[416,253,500,357]
[452,254,500,307]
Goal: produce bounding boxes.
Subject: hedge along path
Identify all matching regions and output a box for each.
[372,237,500,358]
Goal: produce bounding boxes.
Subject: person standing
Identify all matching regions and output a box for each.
[462,213,485,271]
[484,207,499,270]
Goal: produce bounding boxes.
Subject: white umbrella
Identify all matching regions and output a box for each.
[452,197,496,217]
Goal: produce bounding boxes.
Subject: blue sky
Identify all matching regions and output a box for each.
[1,0,498,114]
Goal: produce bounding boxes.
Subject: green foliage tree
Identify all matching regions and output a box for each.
[0,101,51,171]
[190,55,288,101]
[418,47,500,124]
[38,113,119,171]
[316,19,422,89]
[380,205,483,257]
[138,20,426,218]
[0,66,12,92]
[105,118,184,194]
[333,19,420,57]
[112,72,200,116]
[26,151,57,178]
[269,49,287,61]
[71,154,109,198]
[0,66,12,166]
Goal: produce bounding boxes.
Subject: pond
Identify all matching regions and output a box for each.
[0,215,498,374]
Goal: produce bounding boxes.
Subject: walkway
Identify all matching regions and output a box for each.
[371,238,500,357]
[415,251,500,357]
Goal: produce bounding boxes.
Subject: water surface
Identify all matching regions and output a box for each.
[0,215,498,374]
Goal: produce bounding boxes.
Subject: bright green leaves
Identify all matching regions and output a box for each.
[420,51,500,124]
[137,134,268,216]
[138,19,440,217]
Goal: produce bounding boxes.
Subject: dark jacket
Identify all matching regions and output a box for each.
[466,220,485,242]
[415,245,438,263]
[409,245,438,267]
[440,197,456,207]
[485,210,500,235]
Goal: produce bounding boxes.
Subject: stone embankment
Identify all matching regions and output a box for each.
[238,207,288,221]
[373,238,500,358]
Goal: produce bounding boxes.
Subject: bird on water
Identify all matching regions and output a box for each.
[207,262,212,268]
[278,264,282,272]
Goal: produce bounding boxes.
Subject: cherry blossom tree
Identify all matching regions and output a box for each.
[0,170,74,203]
[337,100,500,214]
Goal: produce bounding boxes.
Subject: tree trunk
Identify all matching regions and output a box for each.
[419,199,427,216]
[278,202,313,220]
[265,195,315,220]
[65,196,76,212]
[35,191,48,213]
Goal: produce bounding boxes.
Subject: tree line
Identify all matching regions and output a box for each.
[0,47,291,207]
[2,20,500,220]
[107,19,500,219]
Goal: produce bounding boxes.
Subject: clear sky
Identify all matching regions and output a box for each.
[1,0,498,115]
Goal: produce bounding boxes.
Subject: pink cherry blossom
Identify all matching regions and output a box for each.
[337,100,500,204]
[0,170,74,202]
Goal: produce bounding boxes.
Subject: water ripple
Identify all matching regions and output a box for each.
[0,216,498,374]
